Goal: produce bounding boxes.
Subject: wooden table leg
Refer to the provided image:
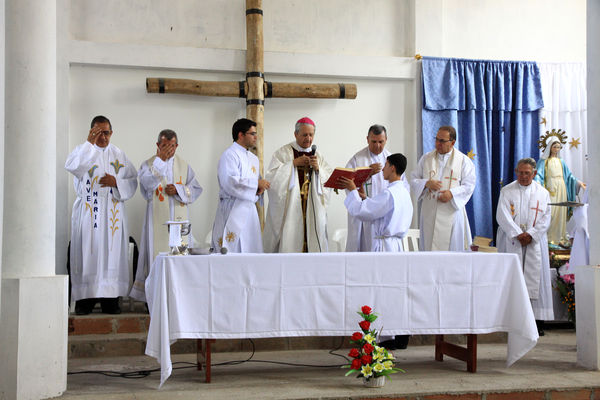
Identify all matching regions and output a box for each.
[434,334,477,373]
[196,339,216,382]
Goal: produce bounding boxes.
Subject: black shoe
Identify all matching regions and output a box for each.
[75,298,97,315]
[379,335,410,350]
[536,320,545,337]
[395,335,410,349]
[100,297,121,314]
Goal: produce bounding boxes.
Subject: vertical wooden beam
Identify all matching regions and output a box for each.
[245,0,265,227]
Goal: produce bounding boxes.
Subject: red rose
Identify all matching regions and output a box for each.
[361,354,373,365]
[363,343,374,354]
[359,320,370,331]
[351,359,362,370]
[361,305,372,315]
[351,332,363,341]
[348,348,360,358]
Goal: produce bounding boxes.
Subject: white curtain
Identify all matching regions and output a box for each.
[538,62,588,185]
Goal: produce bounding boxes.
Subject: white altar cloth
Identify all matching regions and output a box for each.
[145,252,538,386]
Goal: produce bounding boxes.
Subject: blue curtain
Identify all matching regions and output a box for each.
[421,57,544,241]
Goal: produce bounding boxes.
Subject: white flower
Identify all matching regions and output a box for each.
[361,364,373,378]
[383,360,394,370]
[364,333,376,344]
[386,350,395,360]
[372,351,384,361]
[373,362,384,373]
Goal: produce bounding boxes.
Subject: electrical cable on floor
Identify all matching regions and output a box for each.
[67,338,349,379]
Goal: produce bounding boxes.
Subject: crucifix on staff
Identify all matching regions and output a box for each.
[145,0,357,225]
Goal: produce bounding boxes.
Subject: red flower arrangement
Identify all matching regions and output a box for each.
[342,305,404,382]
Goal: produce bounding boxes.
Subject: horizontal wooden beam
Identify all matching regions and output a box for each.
[147,78,357,99]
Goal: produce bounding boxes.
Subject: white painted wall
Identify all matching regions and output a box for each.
[0,0,5,306]
[65,66,416,271]
[440,0,586,62]
[69,0,412,57]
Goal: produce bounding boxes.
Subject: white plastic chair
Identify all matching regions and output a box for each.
[401,229,420,252]
[331,228,348,252]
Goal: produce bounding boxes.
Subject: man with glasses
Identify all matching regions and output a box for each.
[65,115,138,314]
[130,128,204,302]
[410,126,476,251]
[496,158,553,334]
[211,118,269,253]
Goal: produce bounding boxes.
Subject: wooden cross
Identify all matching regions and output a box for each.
[145,0,357,224]
[531,200,543,227]
[444,169,458,190]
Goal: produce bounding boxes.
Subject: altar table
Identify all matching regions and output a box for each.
[145,252,538,387]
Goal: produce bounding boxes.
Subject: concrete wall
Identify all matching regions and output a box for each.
[0,0,4,304]
[56,0,587,274]
[441,0,586,62]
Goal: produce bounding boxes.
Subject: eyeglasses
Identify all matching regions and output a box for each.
[434,137,453,143]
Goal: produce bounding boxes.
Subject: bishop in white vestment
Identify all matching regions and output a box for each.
[264,117,333,253]
[496,158,554,321]
[130,130,203,302]
[345,124,409,251]
[65,116,137,314]
[410,126,475,251]
[212,119,268,253]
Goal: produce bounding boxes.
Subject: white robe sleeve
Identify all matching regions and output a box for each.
[496,188,522,239]
[218,150,258,202]
[138,158,164,201]
[65,142,100,180]
[526,190,551,243]
[449,155,476,211]
[410,156,429,201]
[174,165,203,204]
[113,152,138,202]
[344,189,393,222]
[314,153,333,200]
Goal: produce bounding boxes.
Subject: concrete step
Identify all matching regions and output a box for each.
[68,309,508,358]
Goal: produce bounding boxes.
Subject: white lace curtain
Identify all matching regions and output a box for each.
[538,62,587,184]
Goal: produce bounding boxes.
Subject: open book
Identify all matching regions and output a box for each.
[324,166,372,190]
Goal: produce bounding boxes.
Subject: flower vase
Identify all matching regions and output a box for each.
[363,376,385,388]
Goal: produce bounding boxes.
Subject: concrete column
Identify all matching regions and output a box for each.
[0,0,68,399]
[575,0,600,371]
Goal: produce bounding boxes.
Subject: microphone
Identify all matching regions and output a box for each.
[310,145,317,173]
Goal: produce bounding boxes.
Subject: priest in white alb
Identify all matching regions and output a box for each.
[65,115,138,315]
[211,118,269,253]
[338,152,413,349]
[496,157,553,333]
[345,124,409,251]
[130,129,203,302]
[410,126,476,251]
[263,117,333,253]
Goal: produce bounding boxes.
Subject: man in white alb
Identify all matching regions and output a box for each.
[338,153,413,349]
[66,115,138,315]
[129,129,203,302]
[263,117,333,253]
[410,126,476,251]
[496,157,553,334]
[212,118,269,253]
[345,124,409,251]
